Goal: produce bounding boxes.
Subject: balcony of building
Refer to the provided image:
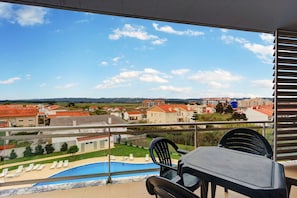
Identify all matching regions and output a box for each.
[0,121,297,197]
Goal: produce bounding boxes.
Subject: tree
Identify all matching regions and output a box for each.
[9,149,17,159]
[191,111,199,121]
[60,142,68,152]
[34,145,44,155]
[224,104,234,114]
[23,146,33,157]
[229,112,248,121]
[215,102,224,113]
[67,145,79,154]
[45,144,55,154]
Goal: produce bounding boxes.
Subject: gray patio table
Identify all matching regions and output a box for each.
[177,146,287,198]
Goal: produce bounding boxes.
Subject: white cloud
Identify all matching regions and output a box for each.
[0,2,13,20]
[143,68,159,74]
[15,6,47,26]
[0,3,47,26]
[139,74,168,83]
[221,35,247,44]
[56,83,76,89]
[220,28,229,33]
[152,38,167,45]
[154,85,192,93]
[95,68,169,89]
[189,69,242,82]
[221,34,273,64]
[153,23,204,36]
[171,69,190,75]
[0,77,21,84]
[251,79,272,88]
[112,56,121,63]
[109,24,166,45]
[101,61,108,66]
[243,43,273,64]
[260,33,274,44]
[208,81,229,89]
[189,69,241,89]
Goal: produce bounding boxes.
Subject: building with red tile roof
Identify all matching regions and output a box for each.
[243,105,273,122]
[147,104,194,123]
[127,111,144,121]
[0,105,38,127]
[47,111,90,119]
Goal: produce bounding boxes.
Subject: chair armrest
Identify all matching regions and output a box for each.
[177,149,189,155]
[155,162,178,171]
[286,176,297,197]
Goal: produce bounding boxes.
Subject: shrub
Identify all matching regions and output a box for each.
[9,149,17,159]
[34,145,44,155]
[23,146,33,157]
[67,145,79,154]
[45,144,55,154]
[60,142,68,152]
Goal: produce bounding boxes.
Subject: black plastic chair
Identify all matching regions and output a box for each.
[149,137,200,192]
[218,128,273,159]
[286,177,297,197]
[211,128,273,196]
[146,175,200,198]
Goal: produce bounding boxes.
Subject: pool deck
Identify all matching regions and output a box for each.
[6,163,297,198]
[2,158,297,198]
[0,156,159,190]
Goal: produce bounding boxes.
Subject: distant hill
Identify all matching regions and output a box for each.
[0,97,197,104]
[0,97,273,104]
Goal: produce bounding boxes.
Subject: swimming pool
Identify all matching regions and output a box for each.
[35,162,159,186]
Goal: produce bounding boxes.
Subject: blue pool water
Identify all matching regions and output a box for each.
[35,162,159,186]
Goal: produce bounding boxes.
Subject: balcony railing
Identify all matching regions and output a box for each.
[0,120,272,194]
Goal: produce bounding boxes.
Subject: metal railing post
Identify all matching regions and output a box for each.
[194,125,197,148]
[262,122,266,137]
[106,127,112,184]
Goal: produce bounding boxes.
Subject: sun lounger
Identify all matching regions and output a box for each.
[57,160,63,168]
[25,163,34,172]
[63,160,69,168]
[6,165,23,178]
[50,161,57,169]
[129,153,134,161]
[145,154,150,161]
[0,168,8,178]
[33,164,40,171]
[37,164,45,171]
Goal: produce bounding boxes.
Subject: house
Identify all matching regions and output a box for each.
[127,111,144,121]
[47,110,90,119]
[243,105,273,122]
[147,104,194,123]
[0,105,38,127]
[88,105,99,112]
[48,115,128,152]
[142,99,165,108]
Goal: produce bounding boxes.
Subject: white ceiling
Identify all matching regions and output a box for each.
[2,0,297,33]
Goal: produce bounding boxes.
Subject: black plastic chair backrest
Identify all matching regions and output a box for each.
[149,137,179,173]
[218,128,273,159]
[146,176,200,198]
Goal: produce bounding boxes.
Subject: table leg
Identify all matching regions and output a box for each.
[201,180,209,198]
[211,183,216,198]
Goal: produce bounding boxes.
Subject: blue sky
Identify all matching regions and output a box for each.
[0,2,274,100]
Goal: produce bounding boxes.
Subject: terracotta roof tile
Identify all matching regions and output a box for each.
[0,105,38,118]
[48,111,90,119]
